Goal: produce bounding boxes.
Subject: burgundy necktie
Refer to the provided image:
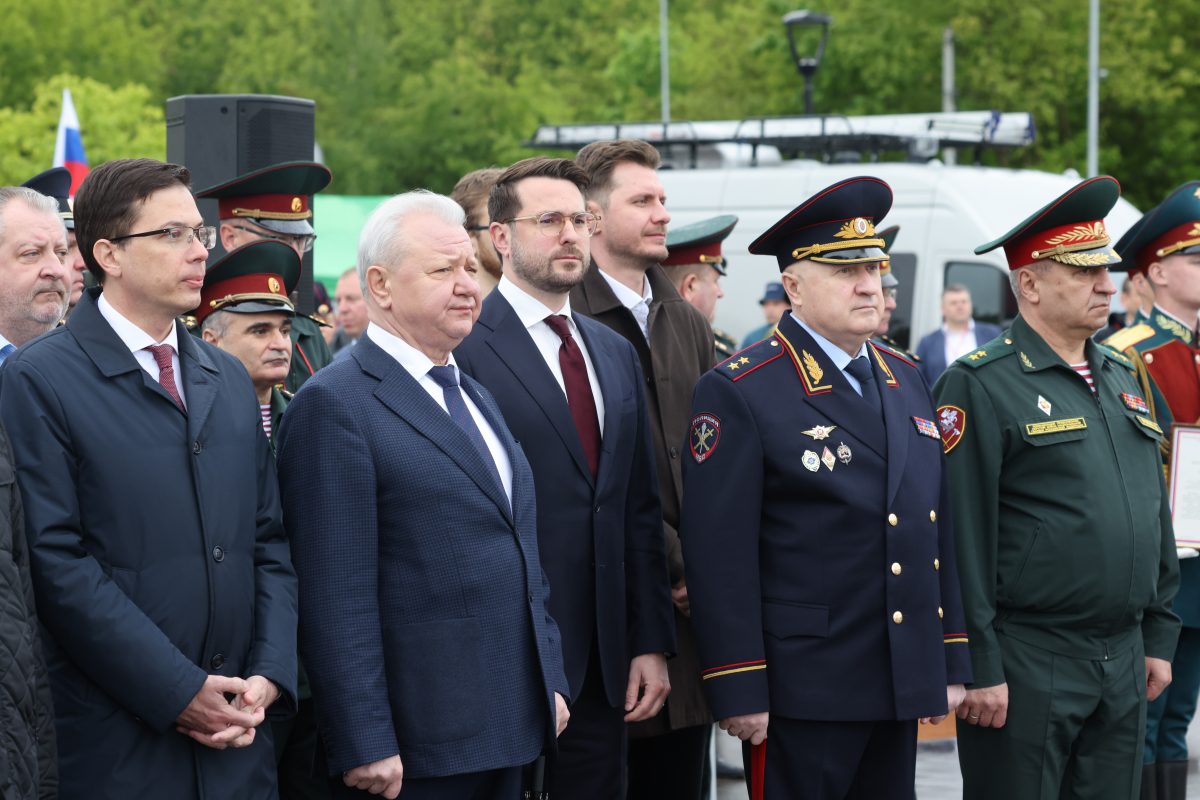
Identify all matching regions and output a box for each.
[145,344,186,413]
[544,315,601,477]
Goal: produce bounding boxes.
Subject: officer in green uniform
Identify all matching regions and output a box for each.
[872,225,921,363]
[1103,181,1200,800]
[661,214,739,361]
[195,161,334,393]
[934,176,1181,800]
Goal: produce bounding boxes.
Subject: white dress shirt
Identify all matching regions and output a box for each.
[98,293,187,408]
[496,276,606,431]
[942,321,978,368]
[794,313,870,397]
[365,322,513,503]
[599,268,654,341]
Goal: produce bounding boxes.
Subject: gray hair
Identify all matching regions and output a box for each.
[200,309,233,339]
[0,186,64,244]
[1008,262,1049,298]
[356,190,465,293]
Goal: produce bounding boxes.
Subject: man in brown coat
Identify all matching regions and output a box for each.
[571,139,715,799]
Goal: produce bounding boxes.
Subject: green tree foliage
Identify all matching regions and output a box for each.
[2,0,1198,208]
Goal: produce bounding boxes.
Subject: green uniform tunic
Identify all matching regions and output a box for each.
[934,315,1180,800]
[285,315,332,394]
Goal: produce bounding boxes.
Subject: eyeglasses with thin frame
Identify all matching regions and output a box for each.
[231,224,316,253]
[501,211,601,238]
[110,225,217,250]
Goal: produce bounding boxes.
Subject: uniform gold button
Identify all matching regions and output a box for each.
[934,558,940,571]
[892,611,904,624]
[891,562,902,576]
[929,510,937,522]
[888,513,898,526]
[938,607,944,619]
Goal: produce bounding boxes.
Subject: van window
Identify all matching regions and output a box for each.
[888,252,917,348]
[944,262,1016,326]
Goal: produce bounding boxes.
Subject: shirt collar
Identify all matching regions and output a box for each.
[365,321,459,383]
[791,312,867,372]
[0,331,13,351]
[598,268,653,311]
[97,292,180,354]
[496,275,578,333]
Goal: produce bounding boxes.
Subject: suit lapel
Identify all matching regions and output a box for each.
[574,315,623,485]
[872,343,909,506]
[178,324,220,437]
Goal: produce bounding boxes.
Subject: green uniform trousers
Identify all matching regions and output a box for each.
[958,632,1146,800]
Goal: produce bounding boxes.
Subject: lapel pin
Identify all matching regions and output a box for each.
[802,450,820,472]
[837,442,852,464]
[802,424,837,440]
[1037,395,1052,416]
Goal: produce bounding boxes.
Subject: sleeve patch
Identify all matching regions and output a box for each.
[689,413,722,463]
[937,405,966,454]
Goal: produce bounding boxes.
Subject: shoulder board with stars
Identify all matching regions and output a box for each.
[715,337,783,382]
[1102,323,1155,353]
[955,336,1015,370]
[1098,344,1133,369]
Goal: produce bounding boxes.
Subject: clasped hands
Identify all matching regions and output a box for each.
[176,674,280,750]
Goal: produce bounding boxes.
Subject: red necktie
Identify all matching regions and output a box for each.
[145,344,186,413]
[544,315,601,477]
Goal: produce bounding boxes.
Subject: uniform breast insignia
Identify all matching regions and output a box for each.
[802,424,837,440]
[802,350,825,384]
[1020,352,1035,369]
[911,417,940,440]
[937,405,966,454]
[802,450,821,472]
[837,441,852,464]
[689,413,722,463]
[821,447,836,471]
[1037,395,1052,416]
[1121,392,1149,413]
[1136,416,1164,434]
[1025,417,1087,436]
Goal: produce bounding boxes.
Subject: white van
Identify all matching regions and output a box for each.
[657,160,1142,349]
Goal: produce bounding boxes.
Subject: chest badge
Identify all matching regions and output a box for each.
[911,416,940,440]
[1121,392,1149,414]
[802,424,837,440]
[821,447,837,471]
[937,405,966,455]
[802,450,821,472]
[689,413,721,463]
[837,441,852,464]
[1037,395,1052,416]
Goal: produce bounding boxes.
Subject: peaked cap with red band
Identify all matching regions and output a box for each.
[663,214,738,275]
[193,240,301,327]
[195,161,332,236]
[975,175,1122,270]
[749,176,893,271]
[1112,180,1200,276]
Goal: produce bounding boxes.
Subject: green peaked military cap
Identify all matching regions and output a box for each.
[193,240,300,328]
[1112,180,1200,275]
[195,161,333,235]
[974,175,1122,270]
[878,224,900,288]
[664,214,739,275]
[21,167,74,230]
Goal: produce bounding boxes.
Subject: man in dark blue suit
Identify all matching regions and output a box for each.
[914,284,1003,384]
[680,177,972,799]
[276,190,569,799]
[455,157,675,799]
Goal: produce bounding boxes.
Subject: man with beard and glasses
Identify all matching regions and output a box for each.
[455,157,674,800]
[0,186,69,363]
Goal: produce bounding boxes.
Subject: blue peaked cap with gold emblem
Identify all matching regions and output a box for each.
[748,176,893,271]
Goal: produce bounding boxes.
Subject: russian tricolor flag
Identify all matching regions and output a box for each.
[52,89,89,196]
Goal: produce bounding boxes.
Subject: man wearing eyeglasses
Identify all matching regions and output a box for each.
[455,156,674,800]
[196,161,335,393]
[0,158,298,799]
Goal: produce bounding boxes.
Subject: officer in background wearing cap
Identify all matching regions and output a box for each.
[739,282,790,349]
[661,214,739,360]
[194,239,330,800]
[1103,181,1200,800]
[22,167,87,313]
[681,176,970,799]
[195,162,334,393]
[871,225,921,364]
[934,176,1180,800]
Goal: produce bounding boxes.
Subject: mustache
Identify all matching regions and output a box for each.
[33,280,68,298]
[552,248,586,261]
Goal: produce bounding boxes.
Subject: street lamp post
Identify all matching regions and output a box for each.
[783,10,832,115]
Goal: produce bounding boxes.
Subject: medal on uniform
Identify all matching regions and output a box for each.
[801,424,837,440]
[821,447,836,471]
[1121,392,1149,413]
[837,441,852,464]
[802,449,820,472]
[911,417,940,440]
[1037,395,1052,416]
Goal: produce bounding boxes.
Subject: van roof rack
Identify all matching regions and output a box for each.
[526,111,1036,167]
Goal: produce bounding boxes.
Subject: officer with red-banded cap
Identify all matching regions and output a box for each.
[195,161,333,393]
[680,176,970,799]
[934,176,1180,800]
[662,214,738,360]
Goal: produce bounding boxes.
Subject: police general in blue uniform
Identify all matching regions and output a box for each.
[680,176,972,800]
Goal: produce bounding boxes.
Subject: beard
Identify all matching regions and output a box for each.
[510,235,588,295]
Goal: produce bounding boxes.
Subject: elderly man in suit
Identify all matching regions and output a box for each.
[0,158,298,799]
[276,190,569,800]
[915,284,1003,384]
[455,157,675,799]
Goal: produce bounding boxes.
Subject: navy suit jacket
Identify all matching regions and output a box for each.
[455,292,675,706]
[0,288,297,799]
[276,334,568,779]
[915,322,1003,385]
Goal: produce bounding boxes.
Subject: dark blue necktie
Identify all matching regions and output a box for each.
[427,365,505,498]
[844,355,882,414]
